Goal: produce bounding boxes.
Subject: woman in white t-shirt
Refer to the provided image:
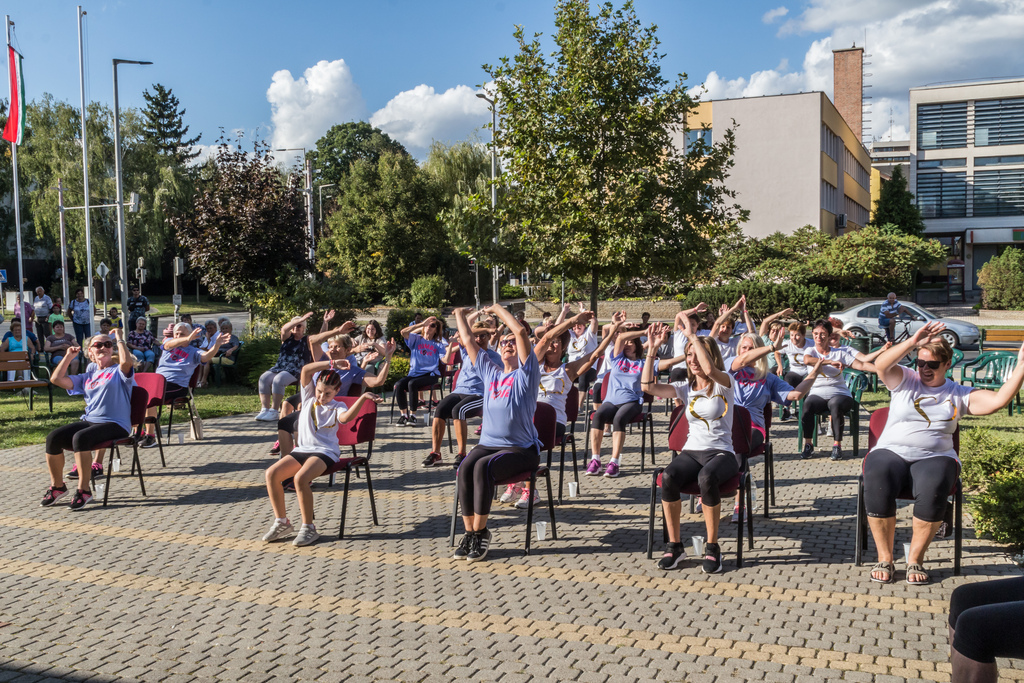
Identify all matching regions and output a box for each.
[865,322,1024,585]
[642,320,735,574]
[566,304,600,408]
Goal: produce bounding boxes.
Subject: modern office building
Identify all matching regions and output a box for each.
[909,78,1024,290]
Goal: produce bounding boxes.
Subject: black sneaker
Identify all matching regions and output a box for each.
[453,453,465,470]
[396,415,408,426]
[702,541,723,574]
[67,464,79,480]
[140,435,158,449]
[800,442,814,459]
[282,477,295,492]
[69,489,93,511]
[781,407,791,421]
[830,444,843,461]
[40,485,69,507]
[657,542,686,571]
[422,452,443,467]
[467,528,492,562]
[269,440,281,455]
[453,533,473,559]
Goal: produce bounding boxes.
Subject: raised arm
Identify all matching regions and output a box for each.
[363,340,396,389]
[874,322,944,390]
[535,310,594,360]
[163,327,203,350]
[111,329,134,376]
[308,319,357,352]
[401,316,436,341]
[199,333,229,364]
[337,391,385,423]
[486,304,531,364]
[553,303,572,326]
[299,358,349,388]
[759,308,794,336]
[640,323,678,399]
[784,358,824,401]
[712,295,744,333]
[49,343,81,390]
[281,312,313,342]
[453,307,480,366]
[968,342,1024,415]
[675,302,708,331]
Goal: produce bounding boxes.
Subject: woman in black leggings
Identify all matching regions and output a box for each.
[41,329,135,511]
[451,304,542,563]
[865,321,1024,585]
[949,576,1024,681]
[395,316,447,425]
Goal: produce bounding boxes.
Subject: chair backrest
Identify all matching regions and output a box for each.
[667,404,689,452]
[868,406,960,453]
[732,405,753,458]
[565,385,580,424]
[346,382,363,397]
[451,367,461,390]
[134,372,167,409]
[843,369,868,401]
[762,402,773,438]
[129,386,151,431]
[533,402,558,452]
[188,363,202,388]
[335,395,377,446]
[0,350,31,375]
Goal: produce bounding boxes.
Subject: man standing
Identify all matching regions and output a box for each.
[126,284,150,331]
[32,286,53,340]
[878,292,904,342]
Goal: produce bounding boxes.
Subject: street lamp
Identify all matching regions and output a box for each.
[476,91,499,306]
[275,147,315,265]
[113,58,152,317]
[318,183,336,224]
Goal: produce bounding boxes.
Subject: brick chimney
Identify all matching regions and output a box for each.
[833,46,863,139]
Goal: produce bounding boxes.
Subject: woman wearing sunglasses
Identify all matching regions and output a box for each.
[865,321,1024,585]
[451,304,541,562]
[395,316,448,426]
[40,329,135,511]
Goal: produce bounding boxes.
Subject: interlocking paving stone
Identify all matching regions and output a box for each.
[0,407,1022,681]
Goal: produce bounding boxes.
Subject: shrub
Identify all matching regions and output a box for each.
[977,247,1024,310]
[247,267,354,331]
[382,356,410,392]
[972,470,1024,549]
[959,428,1024,489]
[233,333,285,390]
[675,282,839,321]
[383,307,446,353]
[501,284,526,300]
[410,275,448,308]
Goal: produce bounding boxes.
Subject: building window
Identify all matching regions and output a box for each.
[916,171,967,218]
[685,128,712,153]
[844,195,869,227]
[844,148,869,189]
[918,158,966,168]
[821,180,839,215]
[974,98,1024,147]
[821,124,840,161]
[917,102,968,150]
[974,168,1024,216]
[975,155,1024,166]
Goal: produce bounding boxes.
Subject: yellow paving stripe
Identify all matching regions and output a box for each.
[0,515,948,615]
[0,556,953,680]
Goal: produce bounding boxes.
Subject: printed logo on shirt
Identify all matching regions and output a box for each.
[733,367,766,389]
[688,394,729,430]
[166,347,191,362]
[416,343,440,358]
[85,368,117,391]
[615,358,643,375]
[489,375,515,399]
[913,397,958,427]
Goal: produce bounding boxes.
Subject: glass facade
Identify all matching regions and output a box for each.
[974,168,1024,216]
[917,171,967,218]
[917,102,968,150]
[974,98,1024,146]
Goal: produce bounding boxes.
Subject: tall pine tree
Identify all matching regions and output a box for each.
[142,83,200,164]
[870,165,926,236]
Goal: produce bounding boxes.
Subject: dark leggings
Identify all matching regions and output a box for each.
[802,394,857,440]
[661,449,739,507]
[784,371,806,390]
[278,412,301,434]
[576,367,597,396]
[457,445,540,516]
[435,393,482,421]
[949,576,1024,663]
[592,401,643,432]
[46,421,130,453]
[863,449,959,522]
[394,373,439,411]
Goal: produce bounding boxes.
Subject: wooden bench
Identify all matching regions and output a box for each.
[979,329,1024,352]
[0,350,53,411]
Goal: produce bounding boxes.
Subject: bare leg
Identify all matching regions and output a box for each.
[92,449,105,466]
[455,419,469,455]
[271,393,284,411]
[75,451,93,492]
[265,457,301,520]
[430,417,445,453]
[609,431,626,460]
[663,499,682,543]
[278,430,295,457]
[46,452,66,487]
[867,515,897,580]
[293,459,328,526]
[259,393,272,410]
[908,516,943,583]
[590,428,604,460]
[703,503,721,543]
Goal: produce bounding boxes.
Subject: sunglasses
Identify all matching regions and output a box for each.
[91,341,113,349]
[498,339,516,348]
[473,332,491,340]
[914,358,942,370]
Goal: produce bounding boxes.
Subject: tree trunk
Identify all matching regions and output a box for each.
[590,266,599,317]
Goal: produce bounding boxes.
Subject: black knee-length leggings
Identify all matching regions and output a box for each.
[394,373,439,411]
[661,449,739,507]
[46,421,130,454]
[801,394,857,440]
[863,449,959,522]
[592,401,643,432]
[949,576,1024,663]
[457,445,540,516]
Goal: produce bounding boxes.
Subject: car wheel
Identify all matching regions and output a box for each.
[940,330,960,349]
[848,327,867,337]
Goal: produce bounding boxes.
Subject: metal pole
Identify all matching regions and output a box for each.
[78,6,94,311]
[490,102,498,305]
[58,178,70,305]
[112,60,129,318]
[6,16,25,319]
[305,158,314,265]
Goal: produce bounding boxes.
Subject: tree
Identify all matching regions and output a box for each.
[171,136,308,300]
[309,122,409,189]
[481,0,744,310]
[142,84,200,165]
[870,165,926,236]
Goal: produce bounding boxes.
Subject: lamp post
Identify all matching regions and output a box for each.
[476,92,498,306]
[318,183,336,224]
[275,147,315,265]
[112,58,152,317]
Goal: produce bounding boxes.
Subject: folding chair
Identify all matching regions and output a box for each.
[134,372,167,467]
[96,386,150,507]
[323,395,379,539]
[555,385,581,504]
[583,379,656,472]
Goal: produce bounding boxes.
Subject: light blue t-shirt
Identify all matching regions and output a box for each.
[69,362,135,433]
[731,367,794,430]
[477,349,542,451]
[408,333,447,377]
[315,356,366,397]
[157,342,203,388]
[454,348,500,395]
[604,353,658,405]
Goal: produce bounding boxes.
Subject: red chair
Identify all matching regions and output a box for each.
[583,379,656,472]
[165,365,202,442]
[854,407,962,575]
[748,403,775,519]
[323,395,379,539]
[448,403,558,555]
[646,404,755,566]
[96,386,150,507]
[134,372,167,467]
[554,385,581,504]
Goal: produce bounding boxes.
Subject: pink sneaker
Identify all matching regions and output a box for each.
[499,483,521,504]
[515,488,539,509]
[585,459,601,476]
[603,461,620,478]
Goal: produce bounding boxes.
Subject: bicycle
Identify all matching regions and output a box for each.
[870,315,919,347]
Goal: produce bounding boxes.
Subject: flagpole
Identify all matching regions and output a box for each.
[78,6,94,313]
[6,15,25,317]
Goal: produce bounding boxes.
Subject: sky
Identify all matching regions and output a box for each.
[5,0,1024,162]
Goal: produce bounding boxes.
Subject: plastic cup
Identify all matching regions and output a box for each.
[112,458,121,473]
[535,521,548,541]
[177,433,185,445]
[568,482,579,498]
[903,542,912,563]
[93,482,105,499]
[692,535,705,557]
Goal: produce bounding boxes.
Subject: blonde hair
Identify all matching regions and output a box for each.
[687,336,726,389]
[788,322,806,336]
[738,332,768,381]
[919,337,954,365]
[328,333,354,352]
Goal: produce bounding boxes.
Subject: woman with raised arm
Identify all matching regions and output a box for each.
[262,359,384,547]
[779,322,815,420]
[566,303,600,408]
[256,313,313,422]
[394,316,447,426]
[451,305,541,562]
[41,328,134,511]
[641,318,736,573]
[670,303,709,383]
[864,322,1024,585]
[710,296,745,368]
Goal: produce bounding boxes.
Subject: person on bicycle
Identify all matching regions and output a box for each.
[878,293,906,342]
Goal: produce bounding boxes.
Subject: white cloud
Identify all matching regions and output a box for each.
[188,144,223,166]
[370,84,490,157]
[762,6,789,24]
[695,37,832,100]
[267,59,368,153]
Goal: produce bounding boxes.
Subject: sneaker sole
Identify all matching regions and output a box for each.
[69,499,94,511]
[702,561,724,574]
[603,471,619,478]
[40,492,69,507]
[292,533,320,547]
[658,555,685,570]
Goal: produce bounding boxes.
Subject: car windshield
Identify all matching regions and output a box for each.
[906,305,936,320]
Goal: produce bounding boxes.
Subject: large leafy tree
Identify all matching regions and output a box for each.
[481,0,744,310]
[309,121,409,189]
[870,165,926,236]
[142,83,201,165]
[171,137,308,300]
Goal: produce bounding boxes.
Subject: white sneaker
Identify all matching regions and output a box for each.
[254,409,269,421]
[499,483,521,504]
[515,489,539,509]
[292,525,320,546]
[262,519,294,542]
[257,409,279,422]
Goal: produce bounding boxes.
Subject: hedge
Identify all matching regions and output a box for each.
[675,282,839,321]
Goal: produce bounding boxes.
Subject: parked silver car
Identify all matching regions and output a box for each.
[828,300,980,349]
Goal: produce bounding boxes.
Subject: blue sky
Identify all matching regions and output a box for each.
[6,1,1024,159]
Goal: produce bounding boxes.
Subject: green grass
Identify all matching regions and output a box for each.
[860,389,1024,443]
[0,384,261,450]
[144,295,249,318]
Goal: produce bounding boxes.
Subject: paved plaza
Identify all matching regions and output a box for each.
[0,402,1022,683]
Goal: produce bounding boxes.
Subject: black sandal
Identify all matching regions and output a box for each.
[906,563,930,585]
[870,561,895,584]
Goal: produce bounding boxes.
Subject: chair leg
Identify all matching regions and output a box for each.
[640,417,647,474]
[389,392,397,424]
[524,472,536,555]
[736,478,745,568]
[364,462,378,526]
[103,445,116,507]
[339,468,352,539]
[954,483,963,576]
[133,442,146,496]
[648,416,656,466]
[854,476,865,566]
[449,481,459,547]
[570,434,579,490]
[851,411,860,459]
[647,470,660,560]
[166,403,175,441]
[746,473,754,549]
[558,441,566,505]
[446,420,453,454]
[544,473,557,540]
